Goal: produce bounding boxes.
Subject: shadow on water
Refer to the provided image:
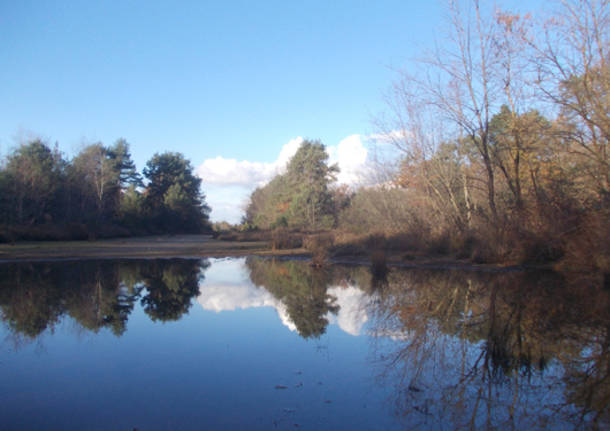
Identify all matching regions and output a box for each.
[0,257,608,429]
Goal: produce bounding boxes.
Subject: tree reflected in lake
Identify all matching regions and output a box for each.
[246,257,339,338]
[365,268,610,430]
[139,259,209,322]
[0,257,607,429]
[0,259,210,341]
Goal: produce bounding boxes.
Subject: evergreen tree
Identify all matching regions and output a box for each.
[284,140,338,229]
[143,152,210,233]
[108,138,142,189]
[245,139,338,230]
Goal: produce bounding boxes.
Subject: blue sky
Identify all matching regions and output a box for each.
[0,0,544,222]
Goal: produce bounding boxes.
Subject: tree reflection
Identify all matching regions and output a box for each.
[246,257,339,338]
[0,263,64,338]
[61,261,141,336]
[366,268,610,430]
[139,259,209,322]
[1,257,608,429]
[0,258,210,341]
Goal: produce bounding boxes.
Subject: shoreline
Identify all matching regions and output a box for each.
[0,234,551,273]
[0,235,270,262]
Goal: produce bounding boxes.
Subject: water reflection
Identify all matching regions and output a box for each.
[0,259,209,340]
[246,258,340,338]
[196,258,300,331]
[0,257,607,429]
[367,269,610,430]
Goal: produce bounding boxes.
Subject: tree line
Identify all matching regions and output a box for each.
[0,138,210,241]
[244,0,609,270]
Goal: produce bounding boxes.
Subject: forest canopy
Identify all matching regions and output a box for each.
[0,139,211,241]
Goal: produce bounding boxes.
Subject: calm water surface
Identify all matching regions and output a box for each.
[0,257,608,430]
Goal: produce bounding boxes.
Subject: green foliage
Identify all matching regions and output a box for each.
[0,169,13,229]
[246,176,289,229]
[283,141,338,229]
[245,140,339,230]
[139,259,208,322]
[108,138,142,188]
[118,184,145,230]
[143,152,211,233]
[0,140,211,241]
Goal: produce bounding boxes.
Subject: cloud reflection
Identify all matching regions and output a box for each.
[196,258,372,337]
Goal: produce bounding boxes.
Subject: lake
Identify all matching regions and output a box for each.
[0,257,608,430]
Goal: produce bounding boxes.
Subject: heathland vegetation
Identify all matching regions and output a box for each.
[238,0,609,272]
[1,0,608,273]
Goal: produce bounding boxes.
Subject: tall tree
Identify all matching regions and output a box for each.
[71,143,119,222]
[245,140,339,230]
[381,0,538,225]
[529,0,609,197]
[284,140,339,229]
[4,140,64,225]
[143,152,210,233]
[108,138,142,189]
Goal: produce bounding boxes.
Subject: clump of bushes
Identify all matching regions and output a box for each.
[271,228,303,250]
[215,229,273,242]
[304,232,334,267]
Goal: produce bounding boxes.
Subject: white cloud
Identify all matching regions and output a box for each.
[198,281,298,332]
[368,130,409,144]
[197,135,371,189]
[327,134,369,186]
[196,157,271,187]
[196,258,374,337]
[203,185,251,224]
[197,258,298,332]
[326,285,372,336]
[275,136,304,170]
[196,135,373,222]
[196,137,303,188]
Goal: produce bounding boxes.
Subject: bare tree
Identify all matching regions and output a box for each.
[529,0,609,195]
[382,0,521,225]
